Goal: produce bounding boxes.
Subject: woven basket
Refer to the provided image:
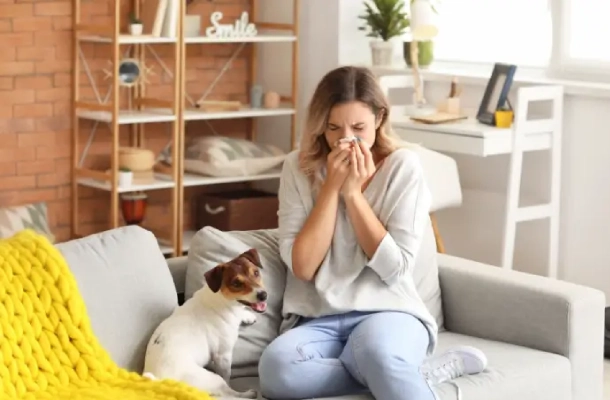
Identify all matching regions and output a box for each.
[119,147,155,172]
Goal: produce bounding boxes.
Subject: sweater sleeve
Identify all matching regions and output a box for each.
[277,155,307,272]
[366,155,432,286]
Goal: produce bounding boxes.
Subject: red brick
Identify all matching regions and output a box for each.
[34,2,70,16]
[14,103,53,118]
[18,132,56,147]
[0,77,13,90]
[53,16,71,30]
[17,188,57,205]
[53,73,70,87]
[0,162,16,177]
[35,60,70,74]
[15,75,53,90]
[0,175,36,191]
[0,62,34,76]
[17,46,54,61]
[17,159,55,175]
[0,4,33,18]
[0,32,33,47]
[0,90,34,105]
[13,16,52,31]
[35,88,67,102]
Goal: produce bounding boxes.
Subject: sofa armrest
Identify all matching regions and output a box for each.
[438,253,605,400]
[167,256,187,295]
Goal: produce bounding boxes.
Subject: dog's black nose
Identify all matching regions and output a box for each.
[257,291,268,301]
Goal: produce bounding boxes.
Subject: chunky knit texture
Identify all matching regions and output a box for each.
[0,230,214,400]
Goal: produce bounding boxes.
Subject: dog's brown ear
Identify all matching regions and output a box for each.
[241,248,262,268]
[204,265,224,293]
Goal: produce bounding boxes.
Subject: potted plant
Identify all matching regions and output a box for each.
[118,167,133,187]
[359,0,411,66]
[129,13,143,36]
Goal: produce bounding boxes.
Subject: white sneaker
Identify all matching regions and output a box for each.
[420,345,488,400]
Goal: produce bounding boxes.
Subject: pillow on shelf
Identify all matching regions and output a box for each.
[0,202,55,243]
[161,136,287,178]
[185,226,287,379]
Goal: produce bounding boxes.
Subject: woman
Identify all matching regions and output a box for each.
[258,66,485,400]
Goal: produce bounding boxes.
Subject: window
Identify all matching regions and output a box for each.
[431,0,553,68]
[565,2,610,62]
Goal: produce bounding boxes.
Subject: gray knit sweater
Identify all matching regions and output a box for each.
[277,148,438,355]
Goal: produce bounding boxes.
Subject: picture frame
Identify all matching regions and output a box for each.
[476,63,518,126]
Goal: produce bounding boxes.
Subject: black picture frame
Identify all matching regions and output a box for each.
[476,63,518,126]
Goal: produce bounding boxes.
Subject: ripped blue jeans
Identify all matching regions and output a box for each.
[258,310,437,400]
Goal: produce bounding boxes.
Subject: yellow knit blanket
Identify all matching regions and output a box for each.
[0,230,214,400]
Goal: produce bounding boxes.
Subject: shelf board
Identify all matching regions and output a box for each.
[183,169,281,187]
[77,169,281,192]
[78,34,177,44]
[184,106,295,121]
[76,109,176,124]
[77,173,176,192]
[185,34,296,44]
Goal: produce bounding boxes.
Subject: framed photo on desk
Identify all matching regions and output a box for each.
[476,63,517,126]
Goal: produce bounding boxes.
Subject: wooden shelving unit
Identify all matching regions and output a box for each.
[71,0,300,257]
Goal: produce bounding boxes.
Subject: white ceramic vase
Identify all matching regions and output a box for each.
[370,40,394,66]
[130,23,143,36]
[118,171,133,187]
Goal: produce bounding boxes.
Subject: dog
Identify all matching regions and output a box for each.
[142,248,268,399]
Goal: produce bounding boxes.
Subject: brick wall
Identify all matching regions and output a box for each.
[0,0,251,242]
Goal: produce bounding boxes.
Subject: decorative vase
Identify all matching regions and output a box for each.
[120,192,148,225]
[264,91,280,108]
[250,84,263,108]
[129,23,143,36]
[403,40,434,68]
[370,40,394,66]
[118,170,133,187]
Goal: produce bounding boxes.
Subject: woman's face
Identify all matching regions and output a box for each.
[324,101,379,151]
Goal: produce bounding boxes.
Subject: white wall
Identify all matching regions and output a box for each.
[259,1,610,301]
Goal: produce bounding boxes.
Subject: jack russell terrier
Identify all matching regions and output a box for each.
[143,248,268,399]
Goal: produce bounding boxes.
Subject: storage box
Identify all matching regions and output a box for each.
[195,190,279,232]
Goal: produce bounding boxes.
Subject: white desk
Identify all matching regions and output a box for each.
[390,106,562,278]
[391,116,553,157]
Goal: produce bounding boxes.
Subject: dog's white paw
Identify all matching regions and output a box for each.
[241,312,257,326]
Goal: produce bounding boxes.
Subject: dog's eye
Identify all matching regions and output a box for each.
[253,270,260,277]
[232,280,243,288]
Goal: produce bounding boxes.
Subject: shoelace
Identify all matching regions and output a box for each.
[421,355,463,400]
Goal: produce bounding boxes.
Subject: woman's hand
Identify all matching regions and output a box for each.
[323,143,351,193]
[341,141,376,198]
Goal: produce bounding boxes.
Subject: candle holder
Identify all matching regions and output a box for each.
[120,192,148,225]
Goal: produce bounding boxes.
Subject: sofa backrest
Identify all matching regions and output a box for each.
[55,225,178,373]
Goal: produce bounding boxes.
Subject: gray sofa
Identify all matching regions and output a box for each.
[55,225,605,400]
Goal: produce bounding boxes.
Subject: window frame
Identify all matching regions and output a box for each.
[548,0,610,82]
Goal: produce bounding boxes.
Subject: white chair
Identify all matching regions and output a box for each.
[502,85,564,278]
[378,75,463,253]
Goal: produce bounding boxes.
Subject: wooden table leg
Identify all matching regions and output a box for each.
[430,213,445,253]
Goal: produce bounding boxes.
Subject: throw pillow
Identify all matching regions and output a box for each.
[160,136,286,177]
[185,226,287,378]
[0,202,55,243]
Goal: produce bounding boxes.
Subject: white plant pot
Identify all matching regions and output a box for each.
[370,40,395,66]
[130,24,143,36]
[118,171,133,187]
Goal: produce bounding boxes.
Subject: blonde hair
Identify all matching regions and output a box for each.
[298,66,405,192]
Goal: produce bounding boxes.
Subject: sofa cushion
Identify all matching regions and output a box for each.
[186,227,287,378]
[56,226,178,373]
[230,331,571,400]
